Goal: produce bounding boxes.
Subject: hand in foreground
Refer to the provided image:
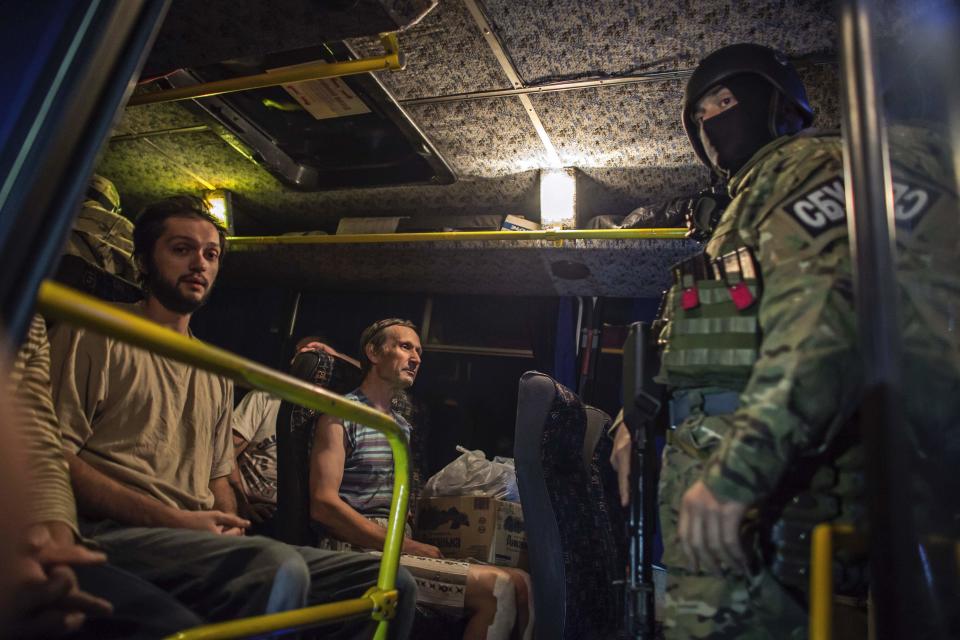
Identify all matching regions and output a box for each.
[402,539,443,559]
[609,421,632,507]
[677,480,749,574]
[292,342,335,364]
[8,522,113,638]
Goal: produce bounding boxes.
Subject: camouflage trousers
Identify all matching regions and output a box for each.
[659,442,808,640]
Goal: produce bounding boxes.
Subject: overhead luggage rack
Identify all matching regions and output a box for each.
[220,229,699,298]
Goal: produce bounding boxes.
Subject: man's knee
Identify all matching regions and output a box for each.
[508,572,529,610]
[242,537,312,612]
[393,565,416,602]
[466,566,517,635]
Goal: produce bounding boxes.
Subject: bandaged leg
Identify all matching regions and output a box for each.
[487,573,517,640]
[516,571,534,640]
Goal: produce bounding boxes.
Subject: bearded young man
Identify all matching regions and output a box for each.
[47,196,416,636]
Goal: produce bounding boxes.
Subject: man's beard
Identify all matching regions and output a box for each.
[144,268,213,314]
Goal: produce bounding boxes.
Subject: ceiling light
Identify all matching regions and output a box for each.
[203,189,234,234]
[540,168,576,229]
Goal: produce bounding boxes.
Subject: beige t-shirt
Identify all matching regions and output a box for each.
[48,304,234,511]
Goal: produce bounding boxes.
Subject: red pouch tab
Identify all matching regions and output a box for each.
[728,282,755,310]
[681,286,700,310]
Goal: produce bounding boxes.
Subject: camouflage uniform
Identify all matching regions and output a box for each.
[657,131,861,639]
[62,175,140,285]
[656,121,960,637]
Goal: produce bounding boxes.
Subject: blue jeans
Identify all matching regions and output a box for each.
[80,518,416,639]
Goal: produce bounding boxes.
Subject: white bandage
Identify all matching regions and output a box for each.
[487,573,517,639]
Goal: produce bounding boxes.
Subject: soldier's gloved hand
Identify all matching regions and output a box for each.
[609,421,632,507]
[677,480,748,574]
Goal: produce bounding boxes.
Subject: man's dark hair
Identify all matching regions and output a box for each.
[359,318,417,374]
[133,195,227,281]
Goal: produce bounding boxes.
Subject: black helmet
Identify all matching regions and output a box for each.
[682,43,814,170]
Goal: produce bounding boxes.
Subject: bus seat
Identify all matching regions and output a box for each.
[275,349,363,545]
[514,371,624,640]
[54,255,142,303]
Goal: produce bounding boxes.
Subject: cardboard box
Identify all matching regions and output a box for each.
[335,216,404,234]
[500,215,540,232]
[416,496,528,568]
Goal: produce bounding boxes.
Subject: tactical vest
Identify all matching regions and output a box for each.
[655,246,761,392]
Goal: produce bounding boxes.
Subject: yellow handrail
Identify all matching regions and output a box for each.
[36,281,409,640]
[128,33,403,107]
[809,523,859,640]
[228,227,690,246]
[163,594,387,640]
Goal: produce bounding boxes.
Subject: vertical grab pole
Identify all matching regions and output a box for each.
[838,0,922,637]
[809,524,835,640]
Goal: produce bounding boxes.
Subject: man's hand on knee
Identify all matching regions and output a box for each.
[171,510,250,535]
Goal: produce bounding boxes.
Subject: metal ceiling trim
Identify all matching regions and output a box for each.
[460,0,562,167]
[109,124,210,141]
[400,59,836,106]
[127,32,404,107]
[402,70,696,105]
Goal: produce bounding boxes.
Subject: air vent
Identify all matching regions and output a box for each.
[165,42,455,191]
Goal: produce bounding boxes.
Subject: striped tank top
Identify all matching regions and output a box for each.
[339,390,412,519]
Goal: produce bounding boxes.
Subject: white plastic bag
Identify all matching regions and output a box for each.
[424,446,519,501]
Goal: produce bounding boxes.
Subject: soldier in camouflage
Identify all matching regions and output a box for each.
[609,41,960,638]
[611,42,957,638]
[659,43,861,639]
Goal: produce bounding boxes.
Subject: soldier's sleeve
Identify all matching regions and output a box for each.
[702,159,863,505]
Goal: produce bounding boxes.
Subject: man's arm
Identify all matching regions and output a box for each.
[296,341,361,369]
[700,210,860,504]
[680,155,861,571]
[309,414,440,557]
[607,410,632,507]
[210,476,238,515]
[3,328,112,639]
[16,316,81,533]
[67,452,247,534]
[209,476,245,536]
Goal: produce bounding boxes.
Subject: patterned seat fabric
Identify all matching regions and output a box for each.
[275,351,362,545]
[515,371,625,640]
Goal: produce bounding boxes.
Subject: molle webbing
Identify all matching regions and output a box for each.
[657,249,761,390]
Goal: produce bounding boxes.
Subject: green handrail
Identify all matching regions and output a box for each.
[227,227,690,246]
[36,280,409,640]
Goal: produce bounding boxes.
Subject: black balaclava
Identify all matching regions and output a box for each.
[698,74,779,178]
